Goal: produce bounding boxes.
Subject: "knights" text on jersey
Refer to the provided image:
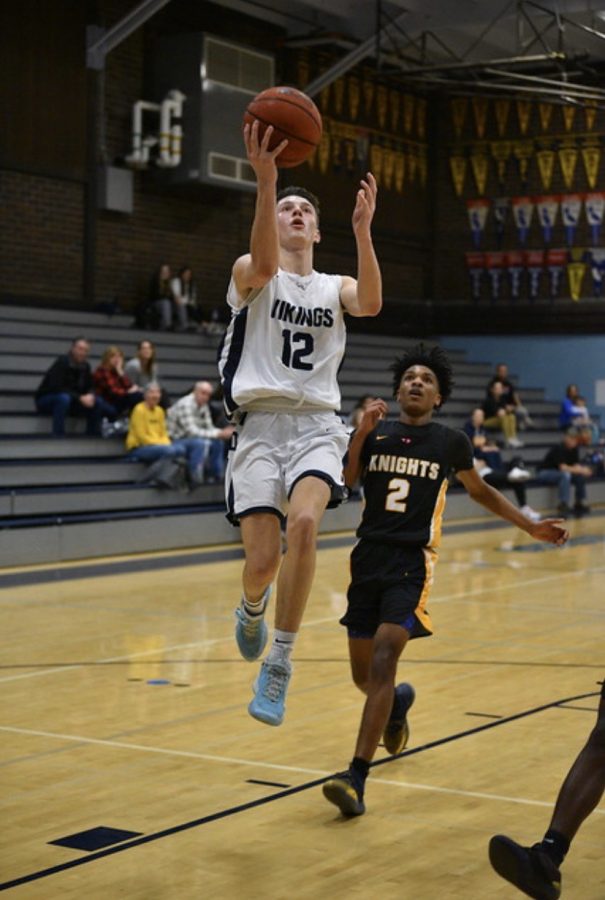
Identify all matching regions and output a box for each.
[368,454,440,479]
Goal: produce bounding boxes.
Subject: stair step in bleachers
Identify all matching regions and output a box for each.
[0,301,592,566]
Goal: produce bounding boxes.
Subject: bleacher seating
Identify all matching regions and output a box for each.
[1,302,603,566]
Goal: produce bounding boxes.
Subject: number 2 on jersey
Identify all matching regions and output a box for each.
[281,329,314,371]
[385,478,410,513]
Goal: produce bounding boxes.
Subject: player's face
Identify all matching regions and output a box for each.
[397,365,442,415]
[276,196,320,247]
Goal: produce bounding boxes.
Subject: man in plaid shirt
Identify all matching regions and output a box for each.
[167,381,234,483]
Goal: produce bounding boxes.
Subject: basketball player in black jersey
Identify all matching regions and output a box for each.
[323,344,569,817]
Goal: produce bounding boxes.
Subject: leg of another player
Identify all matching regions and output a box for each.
[323,625,411,817]
[248,476,330,726]
[489,681,605,899]
[351,623,410,762]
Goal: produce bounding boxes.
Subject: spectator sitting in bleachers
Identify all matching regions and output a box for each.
[489,362,534,430]
[482,379,523,448]
[125,339,170,408]
[463,408,539,521]
[347,394,378,431]
[167,381,234,483]
[35,337,113,437]
[126,383,207,486]
[559,383,599,444]
[536,426,592,517]
[170,266,200,332]
[93,346,144,425]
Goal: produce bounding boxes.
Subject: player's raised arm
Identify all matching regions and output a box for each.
[232,121,288,302]
[456,465,569,545]
[340,173,382,318]
[344,399,388,487]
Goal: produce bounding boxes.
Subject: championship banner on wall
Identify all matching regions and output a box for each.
[536,148,555,190]
[472,96,488,139]
[584,102,597,131]
[582,144,601,190]
[562,105,576,133]
[587,248,605,297]
[491,141,512,188]
[567,248,586,302]
[558,143,579,190]
[471,147,489,195]
[525,249,545,302]
[465,251,485,302]
[511,196,534,244]
[513,140,533,187]
[450,97,467,138]
[493,197,510,248]
[485,251,506,302]
[584,193,605,244]
[494,99,510,137]
[516,99,532,135]
[506,250,525,302]
[535,195,559,243]
[466,198,490,248]
[546,248,567,301]
[450,154,467,196]
[561,194,583,245]
[538,102,554,132]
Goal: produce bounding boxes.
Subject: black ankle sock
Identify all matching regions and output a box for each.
[350,757,370,782]
[539,829,570,867]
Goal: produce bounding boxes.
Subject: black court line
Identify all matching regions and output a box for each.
[246,778,290,788]
[465,712,503,719]
[0,690,597,893]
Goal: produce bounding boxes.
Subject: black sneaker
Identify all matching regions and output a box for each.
[383,682,415,754]
[489,835,561,900]
[322,768,366,817]
[557,502,572,517]
[573,501,590,516]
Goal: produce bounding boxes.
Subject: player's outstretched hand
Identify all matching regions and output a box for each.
[358,398,388,433]
[352,172,377,236]
[529,518,569,546]
[243,120,288,178]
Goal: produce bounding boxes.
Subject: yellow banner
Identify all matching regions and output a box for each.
[494,99,510,137]
[348,76,360,121]
[451,97,468,138]
[562,105,576,133]
[450,155,467,196]
[584,102,597,132]
[407,146,418,184]
[582,144,601,189]
[376,85,388,129]
[383,147,395,190]
[513,140,534,184]
[536,149,555,190]
[558,144,578,189]
[318,130,331,174]
[567,262,585,301]
[362,69,374,116]
[394,151,405,193]
[516,99,532,135]
[389,89,400,132]
[403,94,415,135]
[471,148,489,196]
[370,144,383,185]
[538,103,554,132]
[472,96,488,139]
[416,97,427,140]
[297,51,309,88]
[491,141,511,186]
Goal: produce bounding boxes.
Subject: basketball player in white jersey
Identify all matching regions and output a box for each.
[218,120,382,726]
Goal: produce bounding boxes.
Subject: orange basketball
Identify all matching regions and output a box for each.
[243,86,322,168]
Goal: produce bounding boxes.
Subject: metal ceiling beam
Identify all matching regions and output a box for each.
[86,0,172,69]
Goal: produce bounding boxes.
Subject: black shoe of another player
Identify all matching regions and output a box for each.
[383,682,415,755]
[322,769,366,817]
[489,835,561,900]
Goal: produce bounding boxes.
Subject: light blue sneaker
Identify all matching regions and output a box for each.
[248,660,292,726]
[234,587,270,661]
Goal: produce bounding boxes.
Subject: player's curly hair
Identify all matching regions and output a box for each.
[390,343,454,407]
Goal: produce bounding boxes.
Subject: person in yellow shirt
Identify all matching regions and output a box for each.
[127,383,206,483]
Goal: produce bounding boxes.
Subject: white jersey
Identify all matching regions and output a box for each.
[218,267,346,416]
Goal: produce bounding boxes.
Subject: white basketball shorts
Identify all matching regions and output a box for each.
[225,410,349,524]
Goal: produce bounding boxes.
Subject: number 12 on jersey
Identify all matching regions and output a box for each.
[281,329,314,371]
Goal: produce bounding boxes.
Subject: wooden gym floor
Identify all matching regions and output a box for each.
[0,513,603,899]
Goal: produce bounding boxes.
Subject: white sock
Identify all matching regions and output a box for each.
[266,629,296,666]
[242,586,269,617]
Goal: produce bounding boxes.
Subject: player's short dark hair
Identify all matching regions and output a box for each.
[390,343,454,407]
[276,186,320,219]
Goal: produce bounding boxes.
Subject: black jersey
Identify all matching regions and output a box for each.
[356,419,474,548]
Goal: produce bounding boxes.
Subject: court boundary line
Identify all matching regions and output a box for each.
[0,690,598,892]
